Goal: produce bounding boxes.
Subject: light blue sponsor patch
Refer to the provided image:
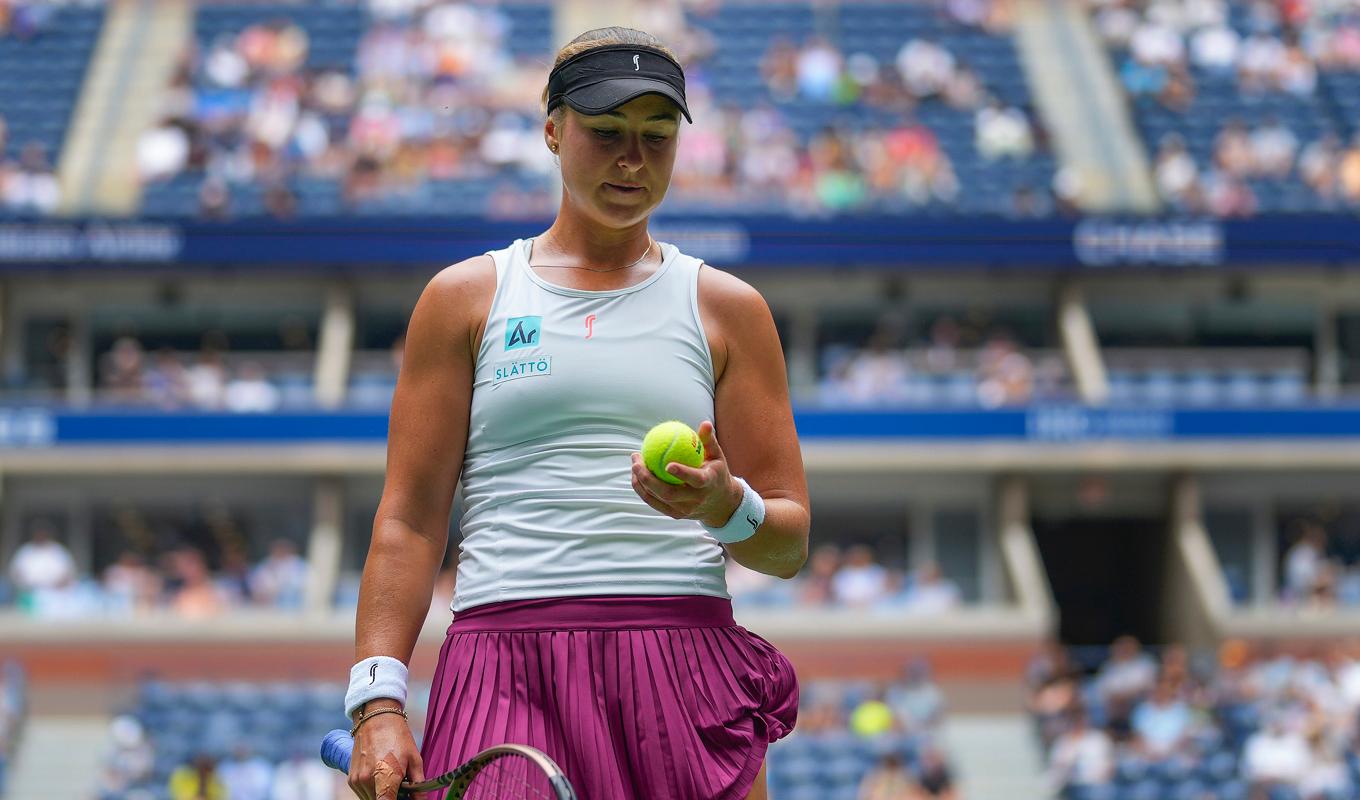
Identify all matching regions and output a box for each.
[492,355,552,386]
[505,316,542,351]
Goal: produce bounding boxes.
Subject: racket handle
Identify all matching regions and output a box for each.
[321,729,355,773]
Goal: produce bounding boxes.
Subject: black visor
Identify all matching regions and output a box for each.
[547,44,691,123]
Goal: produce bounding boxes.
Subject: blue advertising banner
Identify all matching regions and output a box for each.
[0,216,1355,270]
[1,405,1358,447]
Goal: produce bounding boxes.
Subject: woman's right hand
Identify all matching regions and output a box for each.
[348,707,426,800]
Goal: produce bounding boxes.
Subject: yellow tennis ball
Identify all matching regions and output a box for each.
[850,700,894,737]
[641,421,705,485]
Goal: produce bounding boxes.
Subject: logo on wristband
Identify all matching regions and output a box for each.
[369,663,378,685]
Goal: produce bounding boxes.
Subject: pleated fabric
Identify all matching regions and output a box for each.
[420,595,798,800]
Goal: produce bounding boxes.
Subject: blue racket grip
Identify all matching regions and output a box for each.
[321,729,354,773]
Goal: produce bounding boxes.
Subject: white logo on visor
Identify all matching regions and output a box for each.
[633,54,640,71]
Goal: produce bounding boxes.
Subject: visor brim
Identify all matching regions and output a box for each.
[561,78,692,123]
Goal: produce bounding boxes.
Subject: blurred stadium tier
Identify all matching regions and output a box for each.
[3,0,1360,798]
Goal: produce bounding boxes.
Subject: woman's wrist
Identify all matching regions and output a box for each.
[700,477,744,528]
[353,698,404,722]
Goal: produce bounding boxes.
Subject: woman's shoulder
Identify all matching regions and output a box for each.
[695,262,772,328]
[427,253,498,297]
[410,254,499,351]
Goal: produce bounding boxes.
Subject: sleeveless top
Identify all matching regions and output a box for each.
[451,237,729,612]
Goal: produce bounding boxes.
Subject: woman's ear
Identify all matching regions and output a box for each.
[544,116,560,155]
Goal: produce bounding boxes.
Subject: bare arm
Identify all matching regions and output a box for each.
[355,256,493,669]
[702,269,810,578]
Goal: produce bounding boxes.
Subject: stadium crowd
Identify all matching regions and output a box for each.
[95,710,345,800]
[76,318,320,410]
[134,0,1058,218]
[91,666,958,800]
[1095,0,1360,214]
[816,315,1068,407]
[5,521,310,618]
[727,544,963,613]
[1031,635,1360,800]
[773,660,958,799]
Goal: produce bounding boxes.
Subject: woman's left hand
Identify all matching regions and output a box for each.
[630,420,742,528]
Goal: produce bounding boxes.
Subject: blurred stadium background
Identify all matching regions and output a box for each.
[1,0,1360,798]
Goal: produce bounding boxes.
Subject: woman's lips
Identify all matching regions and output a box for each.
[605,183,645,194]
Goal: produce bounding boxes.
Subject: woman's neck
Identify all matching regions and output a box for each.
[538,208,652,270]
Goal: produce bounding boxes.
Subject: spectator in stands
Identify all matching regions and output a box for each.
[102,551,162,613]
[0,141,59,214]
[216,543,254,605]
[1243,714,1310,793]
[1285,519,1329,602]
[1028,645,1082,750]
[902,562,962,613]
[796,543,841,605]
[975,98,1035,161]
[976,332,1034,407]
[8,519,75,600]
[1154,133,1200,209]
[1299,729,1350,800]
[223,362,281,413]
[1192,19,1241,72]
[896,39,955,100]
[1251,116,1299,179]
[138,118,192,183]
[169,548,230,617]
[217,741,273,800]
[795,36,845,103]
[887,659,945,733]
[95,714,155,798]
[145,347,191,409]
[1095,635,1158,734]
[858,753,915,800]
[186,341,228,410]
[1045,708,1116,798]
[1239,27,1288,93]
[168,753,227,800]
[1130,678,1193,760]
[832,544,893,607]
[1300,133,1343,202]
[249,538,307,609]
[100,337,148,403]
[836,328,909,404]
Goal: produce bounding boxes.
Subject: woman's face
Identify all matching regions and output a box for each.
[548,93,681,228]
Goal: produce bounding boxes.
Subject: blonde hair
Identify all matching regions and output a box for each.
[540,27,680,121]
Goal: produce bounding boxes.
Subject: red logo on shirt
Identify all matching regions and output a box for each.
[585,314,597,339]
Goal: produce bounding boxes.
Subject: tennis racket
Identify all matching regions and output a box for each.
[321,730,578,799]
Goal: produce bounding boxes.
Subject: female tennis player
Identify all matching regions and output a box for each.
[346,26,810,800]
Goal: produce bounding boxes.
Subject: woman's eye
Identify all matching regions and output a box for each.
[646,135,668,143]
[592,129,618,139]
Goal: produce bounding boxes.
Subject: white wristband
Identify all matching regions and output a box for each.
[702,476,765,544]
[345,656,409,719]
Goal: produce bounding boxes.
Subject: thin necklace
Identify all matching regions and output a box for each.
[530,236,655,273]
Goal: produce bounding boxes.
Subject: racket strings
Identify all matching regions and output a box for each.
[458,753,554,800]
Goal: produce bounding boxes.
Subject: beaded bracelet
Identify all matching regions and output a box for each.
[349,705,408,737]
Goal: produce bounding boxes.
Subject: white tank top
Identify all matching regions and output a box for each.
[451,237,729,612]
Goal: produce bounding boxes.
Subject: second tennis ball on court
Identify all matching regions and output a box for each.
[641,421,705,485]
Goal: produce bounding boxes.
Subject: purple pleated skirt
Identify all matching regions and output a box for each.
[420,595,798,800]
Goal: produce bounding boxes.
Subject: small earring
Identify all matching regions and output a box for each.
[550,144,558,153]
